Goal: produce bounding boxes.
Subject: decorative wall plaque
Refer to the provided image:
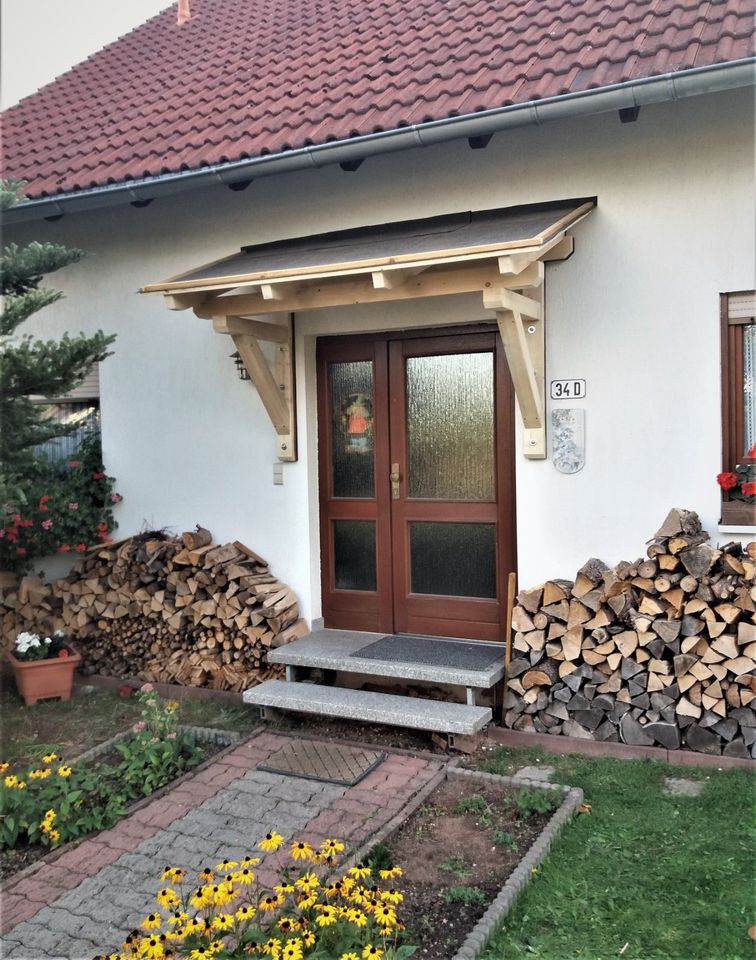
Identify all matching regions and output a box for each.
[552,408,585,474]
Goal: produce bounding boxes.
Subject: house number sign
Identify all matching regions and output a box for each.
[550,379,586,400]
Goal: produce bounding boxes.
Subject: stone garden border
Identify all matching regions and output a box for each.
[344,759,583,960]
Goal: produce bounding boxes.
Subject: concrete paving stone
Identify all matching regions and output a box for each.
[269,799,318,822]
[513,764,556,783]
[663,776,704,797]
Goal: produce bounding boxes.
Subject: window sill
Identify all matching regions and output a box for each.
[718,523,756,535]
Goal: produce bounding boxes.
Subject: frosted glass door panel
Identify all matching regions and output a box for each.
[409,521,496,598]
[333,520,377,591]
[406,352,494,499]
[330,361,374,498]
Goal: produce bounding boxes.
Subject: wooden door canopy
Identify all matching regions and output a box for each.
[142,198,595,460]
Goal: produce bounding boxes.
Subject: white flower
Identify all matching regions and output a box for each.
[15,631,40,652]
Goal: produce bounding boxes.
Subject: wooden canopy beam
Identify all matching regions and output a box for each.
[192,259,545,320]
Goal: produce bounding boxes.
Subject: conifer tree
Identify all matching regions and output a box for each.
[0,180,115,504]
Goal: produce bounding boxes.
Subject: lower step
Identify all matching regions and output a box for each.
[243,680,492,735]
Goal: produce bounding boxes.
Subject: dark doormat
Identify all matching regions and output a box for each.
[351,634,505,671]
[257,739,385,786]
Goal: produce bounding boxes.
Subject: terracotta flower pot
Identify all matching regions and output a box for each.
[7,646,81,706]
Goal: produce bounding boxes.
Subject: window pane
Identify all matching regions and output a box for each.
[329,361,375,498]
[744,323,755,454]
[406,352,494,500]
[409,521,496,598]
[333,520,376,591]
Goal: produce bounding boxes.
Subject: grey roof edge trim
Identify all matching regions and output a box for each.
[4,57,755,225]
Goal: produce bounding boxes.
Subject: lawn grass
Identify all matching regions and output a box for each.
[1,682,259,764]
[477,746,756,960]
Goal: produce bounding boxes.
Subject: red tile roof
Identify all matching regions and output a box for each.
[3,0,754,199]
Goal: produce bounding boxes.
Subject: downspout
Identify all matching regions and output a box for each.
[3,57,754,225]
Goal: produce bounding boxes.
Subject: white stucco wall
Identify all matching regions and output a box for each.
[9,86,755,622]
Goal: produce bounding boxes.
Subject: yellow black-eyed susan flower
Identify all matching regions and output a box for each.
[362,947,383,959]
[42,753,58,763]
[139,935,163,959]
[141,913,162,930]
[290,839,313,861]
[235,904,256,921]
[259,831,284,852]
[57,765,72,778]
[259,894,283,912]
[301,931,316,948]
[261,938,282,955]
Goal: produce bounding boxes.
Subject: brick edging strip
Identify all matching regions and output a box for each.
[74,671,244,704]
[486,726,755,770]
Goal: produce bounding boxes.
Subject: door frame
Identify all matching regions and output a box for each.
[316,322,517,638]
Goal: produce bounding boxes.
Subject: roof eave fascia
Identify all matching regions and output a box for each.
[4,57,755,226]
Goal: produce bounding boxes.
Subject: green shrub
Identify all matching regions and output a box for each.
[442,885,486,906]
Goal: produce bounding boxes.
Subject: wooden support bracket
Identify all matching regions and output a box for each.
[485,285,545,459]
[220,315,296,461]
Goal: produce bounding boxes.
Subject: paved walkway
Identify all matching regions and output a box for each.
[1,731,442,960]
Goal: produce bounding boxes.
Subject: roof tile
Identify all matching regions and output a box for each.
[3,0,753,198]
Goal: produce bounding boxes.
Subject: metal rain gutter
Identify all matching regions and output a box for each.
[4,57,754,225]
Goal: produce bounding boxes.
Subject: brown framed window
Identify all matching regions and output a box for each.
[721,291,756,471]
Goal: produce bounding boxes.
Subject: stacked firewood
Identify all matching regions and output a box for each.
[506,509,756,757]
[1,527,306,691]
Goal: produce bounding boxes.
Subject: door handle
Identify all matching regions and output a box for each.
[390,463,401,500]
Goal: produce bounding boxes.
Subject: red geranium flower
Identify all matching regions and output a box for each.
[15,547,26,556]
[39,494,50,503]
[74,543,87,552]
[92,471,104,480]
[741,481,756,496]
[57,544,71,553]
[58,649,69,658]
[746,443,756,458]
[96,522,108,532]
[716,472,738,490]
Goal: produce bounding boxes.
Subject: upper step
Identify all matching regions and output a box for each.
[243,680,492,735]
[267,629,506,690]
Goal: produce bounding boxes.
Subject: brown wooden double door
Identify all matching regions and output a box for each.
[317,326,516,641]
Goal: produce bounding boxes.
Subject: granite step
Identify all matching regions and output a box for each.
[243,680,492,735]
[267,629,506,691]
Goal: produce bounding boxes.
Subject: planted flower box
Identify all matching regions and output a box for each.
[721,498,756,526]
[7,631,81,706]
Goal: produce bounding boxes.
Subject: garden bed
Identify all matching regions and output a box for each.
[353,766,583,960]
[0,725,239,883]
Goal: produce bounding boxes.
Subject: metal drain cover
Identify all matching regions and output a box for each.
[257,740,385,786]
